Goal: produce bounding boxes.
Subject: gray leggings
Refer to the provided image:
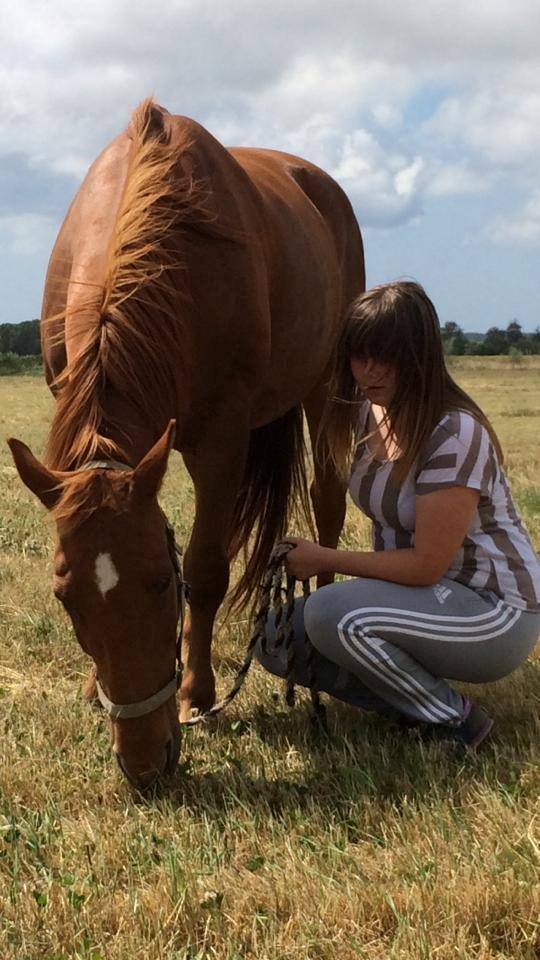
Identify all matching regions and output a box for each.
[255,577,539,725]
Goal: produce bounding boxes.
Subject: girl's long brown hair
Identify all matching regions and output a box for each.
[324,280,502,482]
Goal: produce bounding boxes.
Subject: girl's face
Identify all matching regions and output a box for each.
[350,356,398,408]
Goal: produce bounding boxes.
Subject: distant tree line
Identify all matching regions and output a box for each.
[0,319,41,356]
[1,316,539,358]
[441,320,540,356]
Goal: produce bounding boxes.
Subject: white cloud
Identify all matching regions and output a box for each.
[426,78,540,171]
[395,157,424,198]
[264,54,414,125]
[0,214,57,255]
[491,190,540,244]
[371,102,402,131]
[332,131,425,226]
[0,0,539,235]
[427,163,493,198]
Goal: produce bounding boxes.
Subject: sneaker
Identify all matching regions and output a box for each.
[426,699,494,749]
[456,700,494,748]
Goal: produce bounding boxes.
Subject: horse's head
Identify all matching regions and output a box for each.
[8,422,183,790]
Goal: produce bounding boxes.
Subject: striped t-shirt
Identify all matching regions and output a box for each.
[348,405,540,612]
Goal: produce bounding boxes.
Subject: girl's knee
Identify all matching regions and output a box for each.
[304,578,381,657]
[303,589,323,640]
[304,584,344,657]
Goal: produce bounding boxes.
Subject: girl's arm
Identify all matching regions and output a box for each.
[286,485,480,585]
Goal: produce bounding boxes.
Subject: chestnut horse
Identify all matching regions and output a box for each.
[9,99,364,789]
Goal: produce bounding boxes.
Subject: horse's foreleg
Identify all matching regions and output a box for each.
[304,382,347,587]
[179,424,249,721]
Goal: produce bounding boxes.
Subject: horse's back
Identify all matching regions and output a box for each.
[41,107,364,418]
[229,145,363,288]
[230,146,359,234]
[225,145,364,413]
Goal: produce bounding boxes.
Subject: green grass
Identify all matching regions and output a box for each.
[0,359,539,959]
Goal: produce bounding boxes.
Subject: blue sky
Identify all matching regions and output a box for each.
[2,0,539,332]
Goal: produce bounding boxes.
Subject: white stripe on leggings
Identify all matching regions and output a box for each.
[364,634,461,722]
[338,601,512,633]
[340,598,508,624]
[338,618,459,722]
[338,603,520,642]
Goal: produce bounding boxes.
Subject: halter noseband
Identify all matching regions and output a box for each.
[79,459,186,721]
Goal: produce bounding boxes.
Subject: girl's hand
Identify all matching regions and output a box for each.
[283,537,330,580]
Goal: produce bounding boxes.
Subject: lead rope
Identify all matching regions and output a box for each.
[182,542,327,730]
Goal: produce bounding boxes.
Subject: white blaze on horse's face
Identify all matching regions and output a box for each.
[95,552,120,599]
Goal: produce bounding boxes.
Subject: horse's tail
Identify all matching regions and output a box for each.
[227,406,313,611]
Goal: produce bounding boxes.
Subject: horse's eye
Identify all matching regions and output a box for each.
[153,574,172,595]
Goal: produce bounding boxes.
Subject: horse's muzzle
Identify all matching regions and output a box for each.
[114,728,182,790]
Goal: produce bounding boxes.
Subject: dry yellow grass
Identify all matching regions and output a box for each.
[0,357,539,960]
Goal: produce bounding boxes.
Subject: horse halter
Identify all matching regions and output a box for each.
[79,459,187,721]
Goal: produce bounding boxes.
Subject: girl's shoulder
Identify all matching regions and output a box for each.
[429,409,490,451]
[417,408,499,493]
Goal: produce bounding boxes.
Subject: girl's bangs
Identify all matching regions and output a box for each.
[347,310,404,366]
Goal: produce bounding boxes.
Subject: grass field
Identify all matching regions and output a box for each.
[0,357,539,960]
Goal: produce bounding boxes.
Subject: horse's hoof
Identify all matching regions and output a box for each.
[179,702,202,723]
[179,675,216,723]
[179,696,214,723]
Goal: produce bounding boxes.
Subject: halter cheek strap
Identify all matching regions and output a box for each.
[95,670,182,720]
[79,458,187,721]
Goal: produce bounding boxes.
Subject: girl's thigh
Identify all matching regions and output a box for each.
[304,577,539,683]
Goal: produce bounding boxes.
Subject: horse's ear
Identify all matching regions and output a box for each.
[7,438,63,510]
[133,420,176,500]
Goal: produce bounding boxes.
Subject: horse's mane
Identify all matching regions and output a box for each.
[45,98,216,474]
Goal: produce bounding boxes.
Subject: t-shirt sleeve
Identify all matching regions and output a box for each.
[416,412,496,496]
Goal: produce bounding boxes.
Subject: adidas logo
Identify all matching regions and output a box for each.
[433,583,452,604]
